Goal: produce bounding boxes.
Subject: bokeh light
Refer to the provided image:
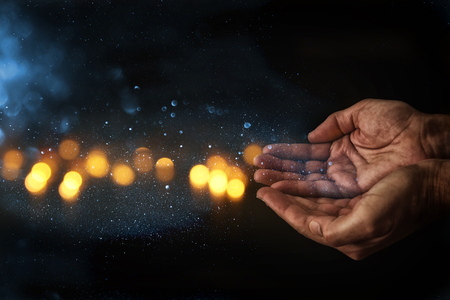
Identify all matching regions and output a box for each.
[189,164,210,188]
[25,173,47,194]
[64,171,83,190]
[133,147,153,173]
[59,139,80,160]
[1,149,24,181]
[111,163,135,186]
[243,144,262,165]
[85,149,110,178]
[155,157,174,182]
[227,178,245,200]
[25,162,51,194]
[39,152,60,183]
[31,162,52,182]
[208,169,228,196]
[225,165,247,186]
[59,171,83,201]
[206,155,228,171]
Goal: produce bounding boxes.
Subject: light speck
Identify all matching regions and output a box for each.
[171,100,178,107]
[170,112,176,118]
[161,106,167,112]
[244,122,251,129]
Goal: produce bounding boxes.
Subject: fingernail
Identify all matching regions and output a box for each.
[309,221,323,237]
[256,192,265,203]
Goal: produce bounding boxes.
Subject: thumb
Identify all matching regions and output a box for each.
[308,102,363,143]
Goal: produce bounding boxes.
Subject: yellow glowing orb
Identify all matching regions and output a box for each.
[189,164,210,188]
[111,163,135,186]
[59,181,79,202]
[59,139,80,160]
[64,171,83,189]
[31,162,52,182]
[208,169,228,196]
[25,173,47,194]
[133,147,153,173]
[155,157,174,181]
[85,149,110,178]
[243,144,262,165]
[227,178,245,200]
[206,155,228,171]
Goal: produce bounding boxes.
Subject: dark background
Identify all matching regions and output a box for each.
[1,0,450,299]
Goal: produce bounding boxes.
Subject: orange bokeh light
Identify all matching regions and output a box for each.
[155,157,174,181]
[24,162,51,194]
[85,149,110,178]
[206,155,228,171]
[59,171,83,202]
[243,144,262,165]
[208,169,228,196]
[111,163,135,186]
[1,150,24,181]
[133,147,153,173]
[189,164,210,188]
[59,139,80,160]
[225,165,247,186]
[227,178,245,200]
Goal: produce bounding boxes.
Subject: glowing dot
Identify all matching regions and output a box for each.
[155,157,174,181]
[85,149,110,178]
[64,171,83,189]
[25,173,46,194]
[59,181,79,202]
[227,178,245,200]
[206,155,228,171]
[3,150,24,169]
[189,164,210,188]
[31,162,52,182]
[59,139,80,160]
[243,144,262,165]
[111,163,135,186]
[1,150,24,180]
[209,169,228,196]
[133,147,153,173]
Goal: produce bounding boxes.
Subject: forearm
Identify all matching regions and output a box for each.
[421,113,450,159]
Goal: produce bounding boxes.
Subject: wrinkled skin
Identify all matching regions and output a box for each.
[256,160,449,260]
[254,99,430,198]
[254,99,450,259]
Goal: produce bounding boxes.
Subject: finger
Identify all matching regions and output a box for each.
[256,187,339,244]
[271,180,343,198]
[254,154,327,173]
[256,187,323,238]
[254,169,328,186]
[308,100,371,143]
[262,143,331,161]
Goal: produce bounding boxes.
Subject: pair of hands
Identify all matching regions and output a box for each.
[254,99,450,260]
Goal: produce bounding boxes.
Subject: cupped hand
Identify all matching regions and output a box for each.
[256,160,448,260]
[254,99,431,198]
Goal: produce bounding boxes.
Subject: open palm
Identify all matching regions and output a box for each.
[256,160,446,260]
[254,99,430,198]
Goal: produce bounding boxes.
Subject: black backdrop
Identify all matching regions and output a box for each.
[1,0,450,299]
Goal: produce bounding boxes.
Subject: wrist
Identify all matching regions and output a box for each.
[418,159,450,215]
[421,113,450,159]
